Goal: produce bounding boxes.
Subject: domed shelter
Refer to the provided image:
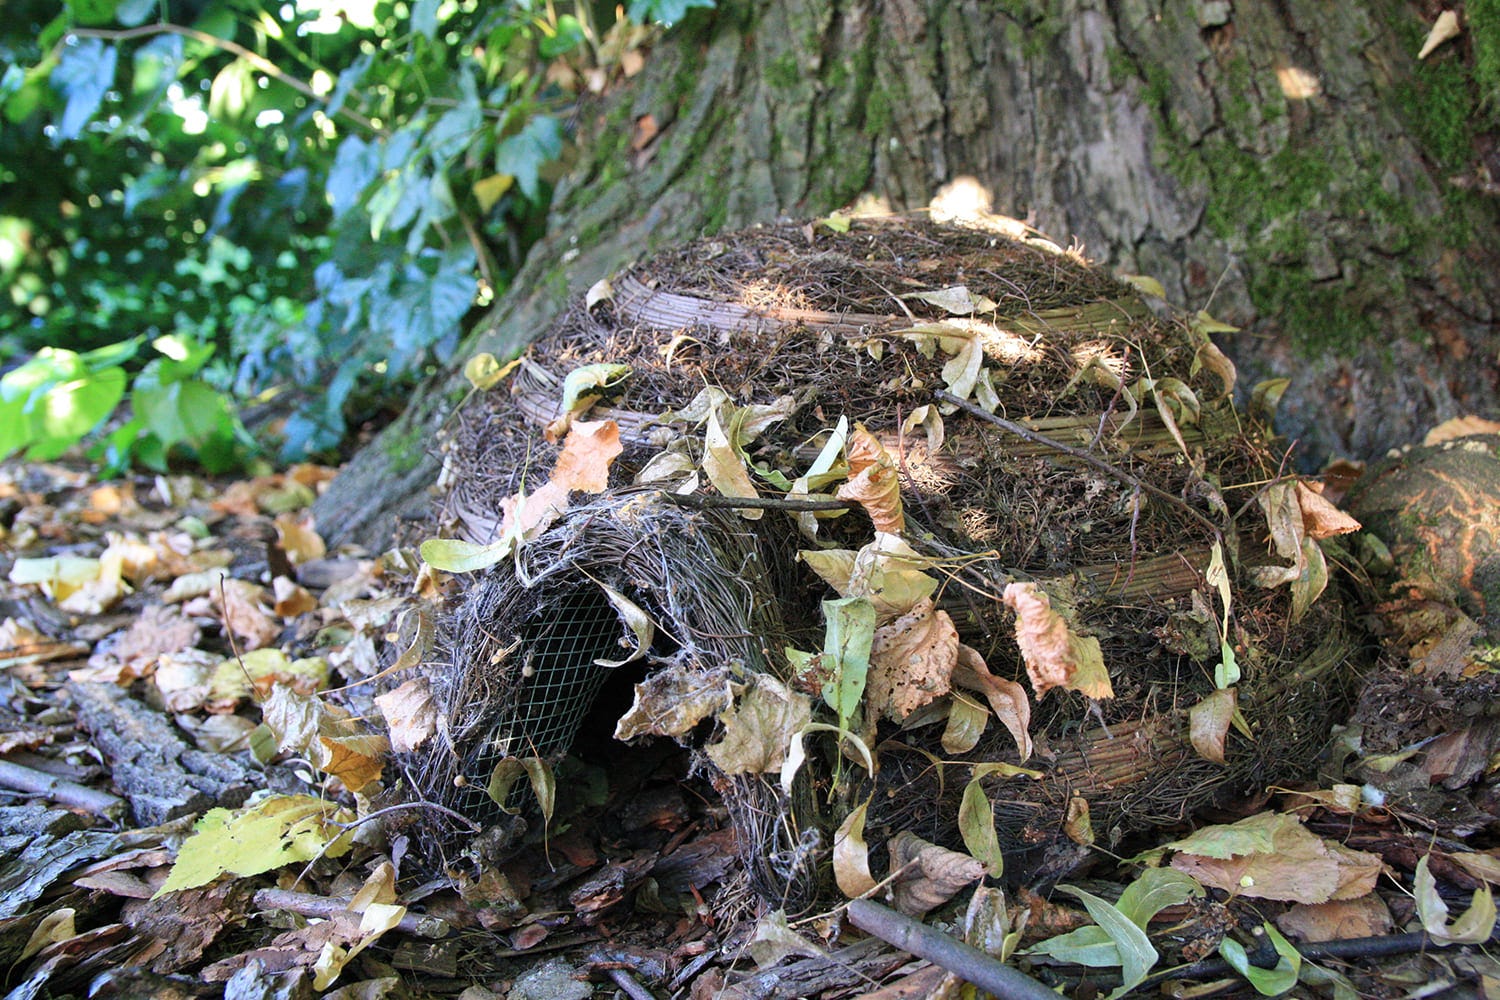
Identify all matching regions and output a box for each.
[397,217,1361,906]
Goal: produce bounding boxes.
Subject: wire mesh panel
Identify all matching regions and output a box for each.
[450,584,626,819]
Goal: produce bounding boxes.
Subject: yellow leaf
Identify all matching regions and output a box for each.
[833,797,877,898]
[463,352,520,390]
[959,772,1004,877]
[418,536,513,573]
[473,172,514,212]
[941,695,989,754]
[702,404,762,519]
[1120,274,1166,298]
[155,795,355,896]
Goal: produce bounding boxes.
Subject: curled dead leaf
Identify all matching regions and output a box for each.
[835,424,904,534]
[1001,582,1113,700]
[1293,481,1360,539]
[1189,687,1237,765]
[889,830,986,916]
[952,644,1032,761]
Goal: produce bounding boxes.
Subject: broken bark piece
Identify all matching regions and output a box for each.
[67,680,261,826]
[0,758,125,818]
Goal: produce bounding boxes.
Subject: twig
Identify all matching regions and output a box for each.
[657,492,855,512]
[66,23,384,135]
[253,888,450,939]
[935,389,1225,540]
[606,967,658,1000]
[846,898,1059,1000]
[0,758,125,818]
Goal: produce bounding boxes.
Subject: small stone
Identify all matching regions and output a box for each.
[508,959,591,1000]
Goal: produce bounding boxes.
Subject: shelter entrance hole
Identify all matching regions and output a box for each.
[452,580,672,820]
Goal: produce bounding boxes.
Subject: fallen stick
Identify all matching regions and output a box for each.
[253,888,450,939]
[0,758,125,818]
[846,898,1058,1000]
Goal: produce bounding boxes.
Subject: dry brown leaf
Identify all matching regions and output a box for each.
[867,598,956,722]
[952,644,1032,760]
[550,419,622,493]
[263,684,388,792]
[1001,582,1113,700]
[704,673,810,774]
[500,419,625,541]
[75,604,199,683]
[614,660,733,741]
[1425,415,1500,445]
[316,733,388,793]
[272,576,318,618]
[1189,687,1237,764]
[1294,481,1360,539]
[1169,812,1383,904]
[216,579,280,651]
[1063,795,1094,845]
[373,678,438,753]
[888,830,986,916]
[835,424,904,534]
[1275,895,1392,943]
[273,512,326,566]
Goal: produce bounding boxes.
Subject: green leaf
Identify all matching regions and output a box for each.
[426,94,483,162]
[1058,885,1159,999]
[65,0,119,27]
[820,597,875,722]
[958,772,1004,877]
[155,795,355,896]
[540,14,586,57]
[25,368,126,460]
[496,114,564,200]
[51,37,117,140]
[485,758,526,814]
[1025,924,1121,968]
[1114,867,1204,926]
[1219,924,1300,995]
[328,135,381,218]
[114,0,154,26]
[419,537,513,573]
[521,757,555,825]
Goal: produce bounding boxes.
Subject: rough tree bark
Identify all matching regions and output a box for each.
[317,0,1500,551]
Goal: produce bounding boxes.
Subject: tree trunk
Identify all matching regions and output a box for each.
[317,0,1500,551]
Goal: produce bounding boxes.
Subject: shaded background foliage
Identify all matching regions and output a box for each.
[0,0,703,467]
